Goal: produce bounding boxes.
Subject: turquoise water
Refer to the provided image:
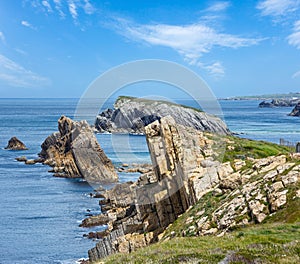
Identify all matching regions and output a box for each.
[0,98,299,263]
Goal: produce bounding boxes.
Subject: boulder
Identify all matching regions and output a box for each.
[5,137,28,150]
[39,116,118,183]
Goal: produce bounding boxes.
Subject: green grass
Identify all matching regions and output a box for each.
[223,136,292,162]
[98,223,300,264]
[115,96,203,113]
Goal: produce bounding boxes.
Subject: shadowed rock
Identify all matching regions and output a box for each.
[39,116,118,183]
[5,137,28,150]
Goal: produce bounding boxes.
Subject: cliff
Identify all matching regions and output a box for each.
[87,116,298,262]
[95,96,229,135]
[39,116,118,183]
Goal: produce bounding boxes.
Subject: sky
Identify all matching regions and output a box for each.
[0,0,300,98]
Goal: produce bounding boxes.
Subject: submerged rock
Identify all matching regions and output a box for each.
[5,137,28,150]
[289,102,300,116]
[39,116,118,183]
[95,96,230,135]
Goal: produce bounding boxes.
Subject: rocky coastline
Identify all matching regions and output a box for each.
[84,116,299,263]
[289,102,300,117]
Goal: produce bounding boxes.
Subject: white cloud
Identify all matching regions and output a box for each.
[257,0,300,17]
[0,32,5,44]
[68,0,78,20]
[42,0,53,13]
[0,54,50,88]
[112,18,263,75]
[21,20,36,30]
[205,1,231,12]
[83,0,95,15]
[287,20,300,49]
[53,0,66,18]
[292,70,300,79]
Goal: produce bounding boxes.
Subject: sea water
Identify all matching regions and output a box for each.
[0,98,299,263]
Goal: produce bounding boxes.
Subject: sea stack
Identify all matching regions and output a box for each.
[5,137,28,150]
[39,115,118,183]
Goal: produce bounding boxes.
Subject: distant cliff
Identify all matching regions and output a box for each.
[259,99,299,108]
[95,96,230,135]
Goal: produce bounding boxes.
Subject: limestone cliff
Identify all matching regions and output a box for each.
[87,116,299,262]
[95,96,229,135]
[39,116,118,183]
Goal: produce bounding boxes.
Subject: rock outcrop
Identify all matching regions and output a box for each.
[259,99,299,108]
[289,102,300,116]
[5,137,28,150]
[95,96,229,135]
[87,116,299,262]
[39,116,118,183]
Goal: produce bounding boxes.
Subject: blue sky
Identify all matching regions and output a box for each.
[0,0,300,98]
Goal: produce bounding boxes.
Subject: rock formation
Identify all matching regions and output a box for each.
[95,96,229,135]
[39,115,118,183]
[5,137,28,150]
[87,116,299,262]
[259,99,299,108]
[289,102,300,116]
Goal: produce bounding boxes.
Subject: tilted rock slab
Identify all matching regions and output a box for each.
[95,96,230,135]
[39,115,118,183]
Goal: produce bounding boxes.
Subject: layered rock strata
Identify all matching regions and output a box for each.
[95,96,229,135]
[39,115,118,183]
[88,116,299,262]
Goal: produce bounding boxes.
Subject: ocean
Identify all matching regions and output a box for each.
[0,98,299,263]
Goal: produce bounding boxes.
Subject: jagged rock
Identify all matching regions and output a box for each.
[80,214,110,228]
[5,137,28,150]
[289,102,300,116]
[39,116,118,183]
[95,96,230,135]
[259,99,299,108]
[87,116,300,262]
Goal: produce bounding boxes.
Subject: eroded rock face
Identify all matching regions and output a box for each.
[40,116,118,183]
[95,96,230,135]
[88,116,229,261]
[5,137,28,150]
[289,102,300,116]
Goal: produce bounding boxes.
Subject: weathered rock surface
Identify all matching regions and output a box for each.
[95,96,230,135]
[5,137,28,150]
[289,102,300,116]
[87,116,299,262]
[259,99,299,108]
[39,115,118,183]
[88,116,229,261]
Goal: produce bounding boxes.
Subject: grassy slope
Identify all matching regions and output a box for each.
[97,137,300,264]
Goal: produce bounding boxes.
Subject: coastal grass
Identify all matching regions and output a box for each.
[116,96,203,113]
[222,136,292,162]
[98,223,300,264]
